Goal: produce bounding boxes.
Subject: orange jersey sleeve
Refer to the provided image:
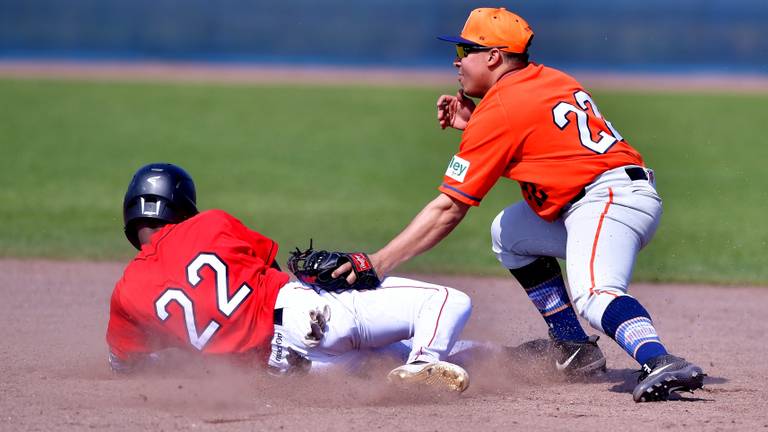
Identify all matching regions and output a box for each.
[439,63,644,221]
[439,93,518,206]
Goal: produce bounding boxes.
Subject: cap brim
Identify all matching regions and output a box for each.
[437,35,480,46]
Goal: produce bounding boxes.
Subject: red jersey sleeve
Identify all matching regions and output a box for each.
[438,93,520,206]
[106,282,152,361]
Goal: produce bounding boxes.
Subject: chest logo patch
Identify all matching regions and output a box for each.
[445,155,470,183]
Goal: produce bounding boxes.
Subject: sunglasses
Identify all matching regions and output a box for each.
[455,44,508,58]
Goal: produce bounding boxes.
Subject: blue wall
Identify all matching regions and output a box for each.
[1,0,766,73]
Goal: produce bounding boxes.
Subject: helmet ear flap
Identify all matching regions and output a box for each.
[122,197,164,249]
[124,219,143,250]
[124,214,170,250]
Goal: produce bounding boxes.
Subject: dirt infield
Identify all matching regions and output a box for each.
[1,259,766,431]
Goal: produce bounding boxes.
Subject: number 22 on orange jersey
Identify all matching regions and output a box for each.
[552,90,624,154]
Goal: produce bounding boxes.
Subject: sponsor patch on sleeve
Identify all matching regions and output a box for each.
[445,155,470,183]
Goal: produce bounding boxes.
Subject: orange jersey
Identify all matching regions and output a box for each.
[106,210,290,362]
[439,63,644,221]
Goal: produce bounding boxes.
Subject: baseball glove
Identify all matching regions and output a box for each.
[287,241,381,293]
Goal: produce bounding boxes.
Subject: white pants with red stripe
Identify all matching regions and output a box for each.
[267,277,472,373]
[490,165,662,332]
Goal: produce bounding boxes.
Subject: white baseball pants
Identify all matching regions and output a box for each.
[267,277,472,373]
[491,165,662,332]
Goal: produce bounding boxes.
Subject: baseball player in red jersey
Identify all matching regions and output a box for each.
[106,163,472,392]
[333,8,705,402]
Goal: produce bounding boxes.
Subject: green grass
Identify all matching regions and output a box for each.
[1,78,766,284]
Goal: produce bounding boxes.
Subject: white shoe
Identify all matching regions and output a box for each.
[387,361,469,393]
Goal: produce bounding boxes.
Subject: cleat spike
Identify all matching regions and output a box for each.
[632,354,706,403]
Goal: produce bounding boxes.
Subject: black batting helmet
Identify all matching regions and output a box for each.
[123,163,198,249]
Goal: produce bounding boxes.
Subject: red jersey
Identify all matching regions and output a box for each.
[439,63,644,221]
[106,209,290,362]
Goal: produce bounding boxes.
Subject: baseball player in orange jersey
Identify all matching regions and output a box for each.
[333,8,705,402]
[106,163,472,392]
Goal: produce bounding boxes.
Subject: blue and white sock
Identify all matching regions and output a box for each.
[601,295,668,365]
[510,257,589,342]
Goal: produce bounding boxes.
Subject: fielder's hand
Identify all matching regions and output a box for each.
[437,90,475,130]
[288,243,381,292]
[331,252,382,286]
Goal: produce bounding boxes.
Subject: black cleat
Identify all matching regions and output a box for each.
[633,354,705,402]
[551,334,607,376]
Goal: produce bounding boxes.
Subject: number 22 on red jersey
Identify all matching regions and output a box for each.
[155,253,251,350]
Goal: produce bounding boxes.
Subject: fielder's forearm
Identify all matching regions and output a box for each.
[374,194,469,275]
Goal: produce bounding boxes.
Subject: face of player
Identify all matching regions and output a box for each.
[453,49,497,98]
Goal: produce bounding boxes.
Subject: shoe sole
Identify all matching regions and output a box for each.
[387,362,470,393]
[633,364,705,402]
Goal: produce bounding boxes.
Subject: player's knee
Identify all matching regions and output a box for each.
[490,210,505,249]
[446,288,472,316]
[490,209,538,268]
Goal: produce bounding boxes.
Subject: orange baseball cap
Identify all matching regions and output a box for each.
[438,8,534,54]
